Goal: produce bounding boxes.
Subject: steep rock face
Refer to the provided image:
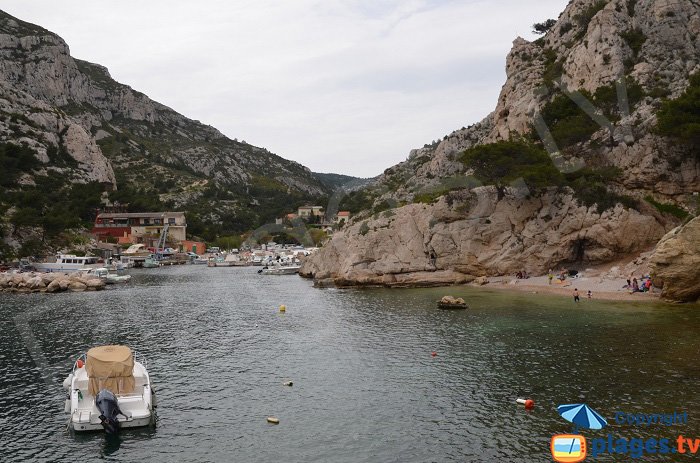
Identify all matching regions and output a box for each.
[491,0,700,140]
[486,0,700,200]
[62,123,116,185]
[371,0,700,208]
[302,187,668,286]
[650,216,700,302]
[304,0,700,285]
[0,10,328,215]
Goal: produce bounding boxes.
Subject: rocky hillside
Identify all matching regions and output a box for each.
[0,10,337,254]
[303,0,700,300]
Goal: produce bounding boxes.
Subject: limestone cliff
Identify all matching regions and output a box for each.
[0,10,330,247]
[650,216,700,302]
[302,0,700,286]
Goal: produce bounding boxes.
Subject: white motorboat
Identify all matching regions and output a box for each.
[142,256,160,268]
[258,264,302,275]
[33,254,100,273]
[63,345,156,433]
[82,267,132,284]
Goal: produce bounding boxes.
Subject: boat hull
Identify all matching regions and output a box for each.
[34,263,91,273]
[70,415,152,432]
[259,266,301,275]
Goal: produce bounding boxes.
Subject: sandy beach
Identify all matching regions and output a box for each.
[483,273,660,302]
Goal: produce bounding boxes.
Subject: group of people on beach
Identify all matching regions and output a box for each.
[625,275,653,293]
[547,268,577,285]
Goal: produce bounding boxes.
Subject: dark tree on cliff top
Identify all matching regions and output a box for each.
[533,19,557,35]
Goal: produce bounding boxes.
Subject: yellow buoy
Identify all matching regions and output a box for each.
[279,305,286,313]
[267,416,280,424]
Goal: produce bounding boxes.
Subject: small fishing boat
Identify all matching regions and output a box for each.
[63,345,156,433]
[142,256,160,268]
[82,267,131,284]
[258,264,301,275]
[437,296,468,310]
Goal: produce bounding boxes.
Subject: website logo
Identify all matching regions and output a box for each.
[551,434,587,463]
[551,403,606,462]
[551,403,697,460]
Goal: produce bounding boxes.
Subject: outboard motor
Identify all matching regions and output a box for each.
[96,389,126,434]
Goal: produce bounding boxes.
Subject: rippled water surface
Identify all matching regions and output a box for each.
[1,266,699,462]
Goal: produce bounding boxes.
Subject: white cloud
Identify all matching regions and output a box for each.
[1,0,569,177]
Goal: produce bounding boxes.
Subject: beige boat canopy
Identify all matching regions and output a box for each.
[86,345,135,396]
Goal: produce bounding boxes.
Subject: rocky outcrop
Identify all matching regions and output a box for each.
[371,0,700,208]
[650,217,700,303]
[490,0,700,141]
[303,0,700,287]
[0,271,106,293]
[302,187,668,286]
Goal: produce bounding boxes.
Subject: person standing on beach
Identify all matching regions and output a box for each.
[573,288,580,303]
[548,270,553,285]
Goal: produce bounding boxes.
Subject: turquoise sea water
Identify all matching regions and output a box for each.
[0,266,698,462]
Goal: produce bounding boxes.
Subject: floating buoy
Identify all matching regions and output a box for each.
[516,398,535,410]
[267,416,280,424]
[279,305,286,313]
[76,359,84,368]
[283,381,293,387]
[431,351,437,357]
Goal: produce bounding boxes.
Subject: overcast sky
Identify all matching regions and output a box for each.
[2,0,569,177]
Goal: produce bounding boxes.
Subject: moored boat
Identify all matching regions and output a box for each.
[142,256,160,268]
[258,264,301,275]
[82,267,132,284]
[33,254,100,273]
[63,345,156,433]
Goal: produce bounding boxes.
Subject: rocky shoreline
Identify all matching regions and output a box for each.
[302,217,700,303]
[0,272,106,293]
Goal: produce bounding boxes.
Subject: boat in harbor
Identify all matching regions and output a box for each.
[63,345,156,433]
[207,254,248,267]
[142,256,160,268]
[258,264,302,275]
[33,254,101,273]
[82,267,132,284]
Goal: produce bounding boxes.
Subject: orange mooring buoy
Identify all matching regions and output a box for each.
[516,398,535,410]
[431,351,437,357]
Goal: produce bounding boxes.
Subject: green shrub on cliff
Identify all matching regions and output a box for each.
[459,142,636,213]
[540,91,600,147]
[0,143,39,187]
[657,73,700,147]
[539,79,644,149]
[460,141,564,190]
[644,196,689,219]
[564,168,637,213]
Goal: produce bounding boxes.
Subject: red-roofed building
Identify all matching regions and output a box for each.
[334,211,351,224]
[92,211,187,244]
